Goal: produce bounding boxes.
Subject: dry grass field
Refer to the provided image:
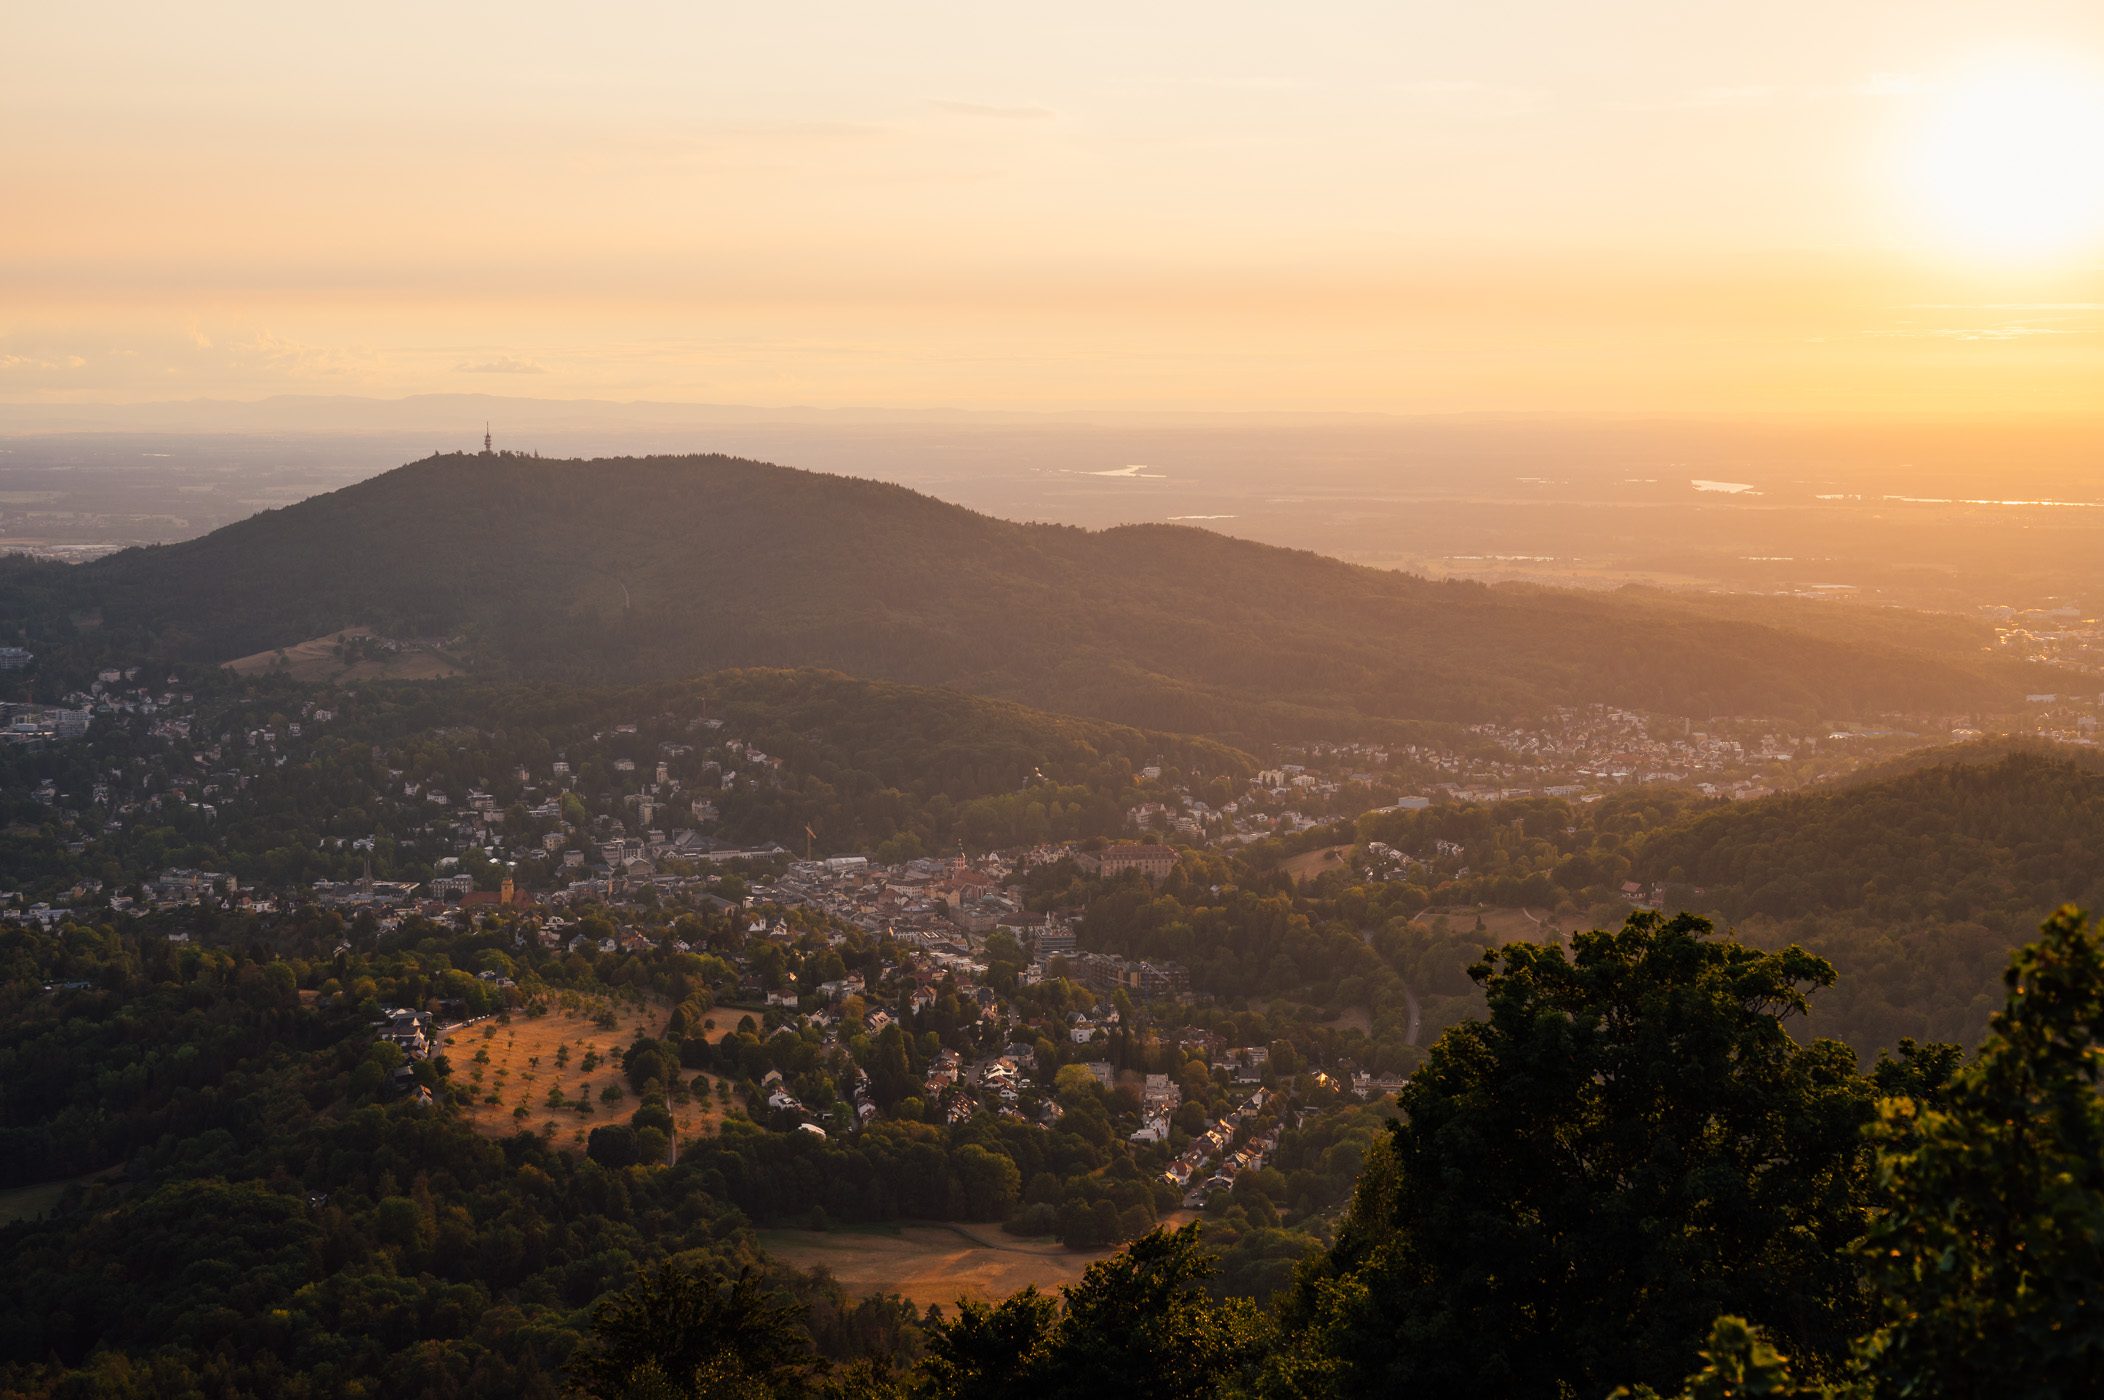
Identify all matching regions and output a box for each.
[0,1167,120,1226]
[758,1224,1095,1308]
[1279,844,1355,885]
[1415,904,1559,944]
[223,626,462,682]
[0,1177,85,1227]
[1322,1005,1374,1035]
[756,1218,1206,1309]
[443,996,731,1155]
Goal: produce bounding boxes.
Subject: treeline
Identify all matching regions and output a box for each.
[1636,746,2104,1049]
[1227,749,2104,1054]
[1639,746,2104,925]
[698,668,1246,854]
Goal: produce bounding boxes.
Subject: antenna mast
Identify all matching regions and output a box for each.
[483,422,493,455]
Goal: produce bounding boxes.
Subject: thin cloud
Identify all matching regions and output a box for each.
[930,99,1057,121]
[1609,84,1778,112]
[1928,327,2067,342]
[230,332,371,377]
[1876,325,2069,342]
[1389,79,1545,116]
[456,356,548,375]
[1856,72,1928,99]
[1907,303,2104,313]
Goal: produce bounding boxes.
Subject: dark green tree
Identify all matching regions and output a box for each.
[918,1225,1265,1400]
[569,1262,810,1399]
[586,1123,641,1168]
[1276,912,1875,1397]
[1857,905,2104,1399]
[917,1287,1057,1399]
[1610,1315,1844,1400]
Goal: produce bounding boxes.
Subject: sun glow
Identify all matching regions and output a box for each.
[1901,57,2104,261]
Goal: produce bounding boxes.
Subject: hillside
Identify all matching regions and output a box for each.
[1639,745,2104,925]
[42,452,2044,736]
[1636,745,2104,1046]
[0,666,1243,897]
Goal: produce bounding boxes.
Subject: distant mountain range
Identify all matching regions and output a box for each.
[7,452,2047,737]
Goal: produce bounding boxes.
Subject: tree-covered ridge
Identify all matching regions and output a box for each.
[1201,746,2104,1054]
[0,667,1244,899]
[694,667,1249,854]
[13,452,2044,736]
[1637,745,2104,925]
[1628,747,2104,1049]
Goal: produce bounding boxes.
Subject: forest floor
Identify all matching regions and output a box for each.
[443,998,730,1155]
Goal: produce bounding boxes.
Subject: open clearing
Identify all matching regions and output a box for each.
[223,626,462,682]
[759,1218,1195,1308]
[1323,1005,1374,1035]
[0,1177,84,1226]
[759,1223,1095,1307]
[1416,904,1558,944]
[444,998,728,1155]
[1280,844,1355,885]
[0,1168,118,1226]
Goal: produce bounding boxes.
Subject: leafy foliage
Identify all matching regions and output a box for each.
[1274,912,1877,1397]
[569,1263,810,1399]
[1857,905,2104,1398]
[918,1224,1267,1400]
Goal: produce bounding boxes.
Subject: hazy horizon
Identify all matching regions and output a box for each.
[8,2,2104,417]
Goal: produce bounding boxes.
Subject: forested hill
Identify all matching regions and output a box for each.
[43,452,2038,736]
[1640,745,2104,926]
[698,665,1249,793]
[1637,745,2104,1047]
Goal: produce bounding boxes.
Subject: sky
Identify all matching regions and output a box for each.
[5,0,2104,415]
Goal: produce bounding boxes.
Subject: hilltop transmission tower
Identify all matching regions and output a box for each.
[482,422,493,455]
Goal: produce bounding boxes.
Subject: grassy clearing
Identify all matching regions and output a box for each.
[757,1211,1200,1308]
[223,626,462,682]
[1279,844,1355,885]
[0,1168,117,1226]
[0,1179,78,1226]
[1418,904,1557,943]
[756,1222,1105,1308]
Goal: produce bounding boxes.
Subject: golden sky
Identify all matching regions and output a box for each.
[4,1,2103,413]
